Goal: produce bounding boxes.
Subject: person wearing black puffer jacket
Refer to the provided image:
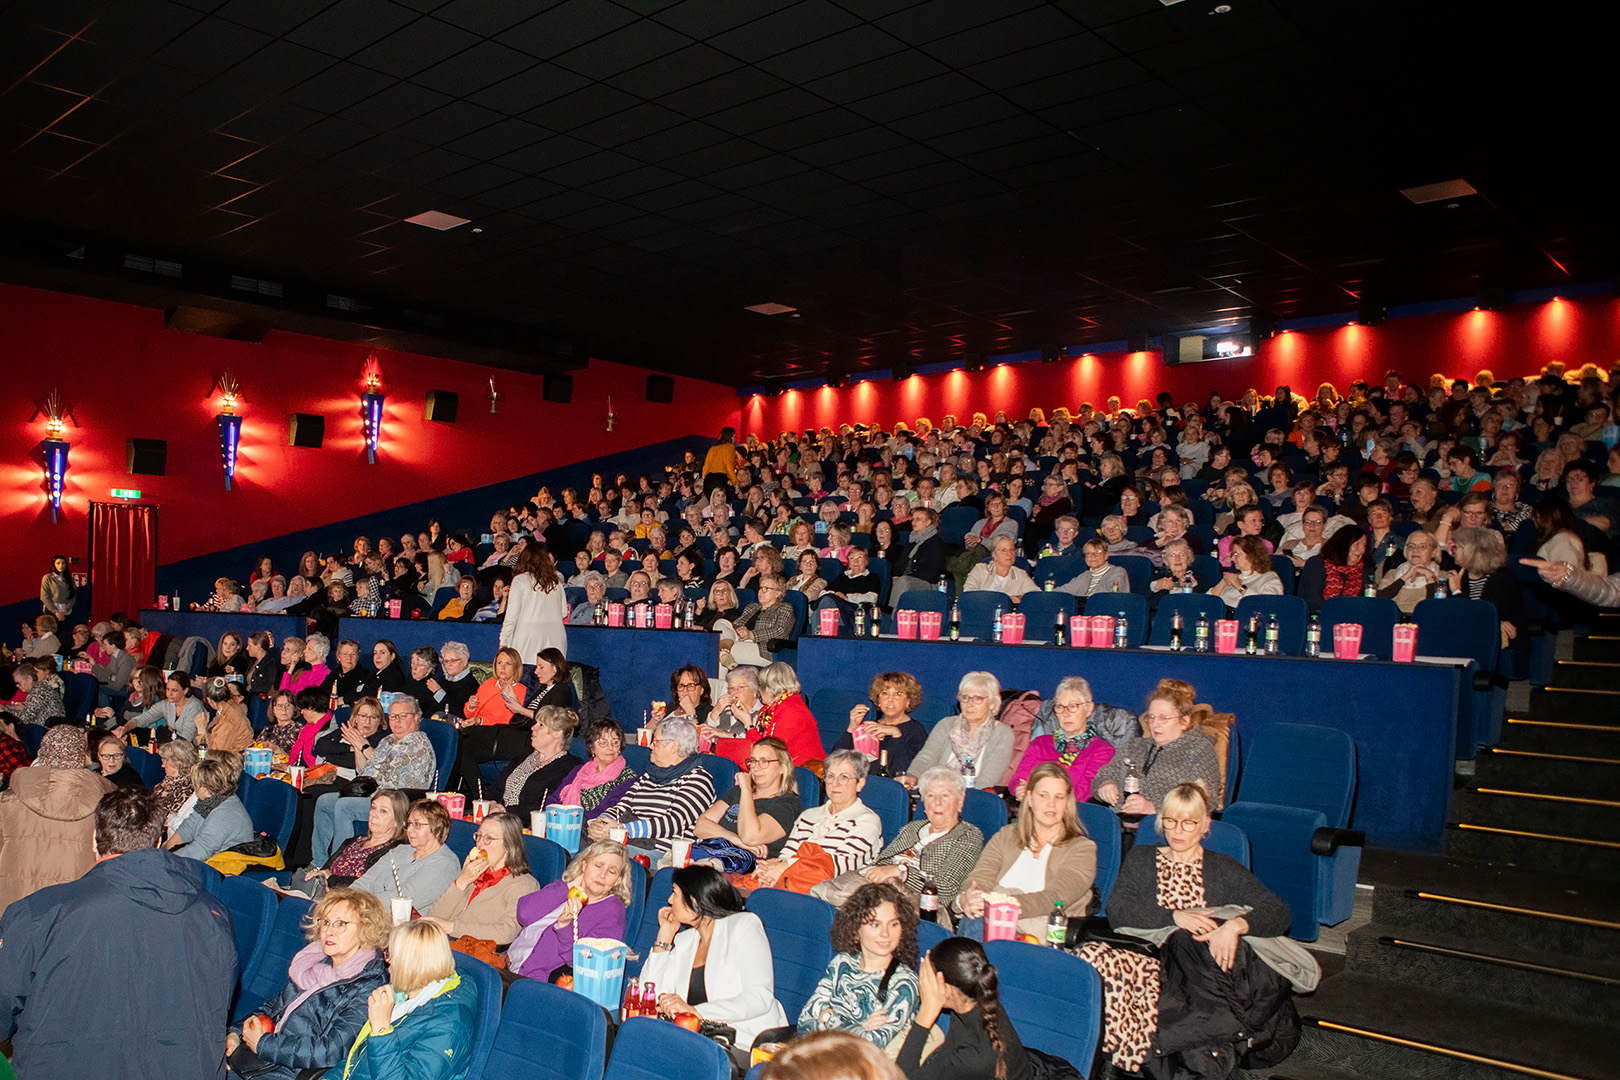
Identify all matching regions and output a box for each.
[225,887,392,1080]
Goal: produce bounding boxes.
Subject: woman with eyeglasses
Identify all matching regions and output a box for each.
[694,736,802,863]
[899,671,1015,792]
[713,662,825,768]
[1007,676,1114,803]
[351,798,461,910]
[1091,679,1222,823]
[421,811,539,946]
[665,664,714,725]
[224,887,392,1080]
[751,750,882,893]
[1077,783,1304,1076]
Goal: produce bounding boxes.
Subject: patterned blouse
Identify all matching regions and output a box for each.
[262,722,301,754]
[360,730,437,789]
[798,952,919,1047]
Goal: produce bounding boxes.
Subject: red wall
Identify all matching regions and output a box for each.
[0,282,739,605]
[742,295,1620,437]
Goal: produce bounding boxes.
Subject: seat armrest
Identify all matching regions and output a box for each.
[1310,827,1364,856]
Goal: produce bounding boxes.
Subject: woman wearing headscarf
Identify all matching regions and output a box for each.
[0,725,114,910]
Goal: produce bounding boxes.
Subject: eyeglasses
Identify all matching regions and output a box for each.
[1052,701,1091,714]
[319,918,352,932]
[824,772,858,784]
[405,819,431,829]
[958,694,989,705]
[1160,817,1204,833]
[746,757,778,768]
[1142,712,1182,724]
[676,681,703,690]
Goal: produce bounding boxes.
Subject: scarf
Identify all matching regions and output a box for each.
[279,943,379,1026]
[948,716,995,772]
[643,751,703,786]
[194,791,231,819]
[503,749,565,806]
[469,865,511,902]
[557,755,627,806]
[907,524,938,550]
[979,516,1003,538]
[289,715,332,768]
[1053,728,1097,767]
[1323,561,1364,598]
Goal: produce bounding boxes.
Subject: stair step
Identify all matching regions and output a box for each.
[1527,685,1620,725]
[1344,925,1620,1022]
[1548,659,1620,691]
[1294,974,1619,1080]
[1498,716,1620,756]
[1571,634,1620,663]
[1446,824,1620,880]
[1475,747,1620,797]
[1451,788,1620,838]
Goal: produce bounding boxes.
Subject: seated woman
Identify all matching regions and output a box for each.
[698,578,742,632]
[352,798,461,910]
[108,669,207,744]
[833,671,929,777]
[335,919,478,1080]
[167,754,253,862]
[152,738,198,821]
[288,687,339,770]
[665,663,714,725]
[751,750,883,893]
[1449,527,1529,658]
[308,696,438,867]
[10,658,65,728]
[900,671,1015,792]
[899,938,1035,1080]
[312,696,387,777]
[398,645,442,718]
[1147,539,1198,611]
[258,689,302,755]
[798,882,920,1048]
[550,718,637,812]
[199,676,254,754]
[1056,538,1130,599]
[1376,528,1445,614]
[813,767,983,913]
[421,811,539,945]
[436,577,477,621]
[509,839,633,981]
[785,549,828,603]
[713,662,826,768]
[93,733,146,789]
[370,639,407,696]
[207,631,251,680]
[586,716,716,853]
[1077,783,1306,1076]
[1215,506,1273,569]
[962,536,1038,604]
[1208,536,1283,609]
[287,789,407,898]
[1091,679,1223,821]
[701,665,763,741]
[567,571,608,624]
[641,865,789,1048]
[493,705,583,819]
[821,522,855,564]
[1008,676,1115,802]
[952,763,1097,938]
[694,736,802,864]
[224,887,391,1080]
[280,633,333,695]
[450,646,532,797]
[1298,526,1368,613]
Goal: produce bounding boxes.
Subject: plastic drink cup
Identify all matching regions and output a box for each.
[669,839,693,868]
[390,898,412,925]
[288,765,305,791]
[471,800,497,823]
[609,826,628,845]
[1392,624,1418,663]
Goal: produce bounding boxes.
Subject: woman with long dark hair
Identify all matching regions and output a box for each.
[501,544,568,665]
[39,555,76,621]
[898,938,1032,1080]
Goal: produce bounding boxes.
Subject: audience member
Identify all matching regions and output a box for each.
[901,671,1015,791]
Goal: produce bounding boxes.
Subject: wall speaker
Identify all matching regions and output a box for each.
[424,390,459,422]
[543,373,573,404]
[288,413,325,448]
[127,438,167,476]
[646,374,674,404]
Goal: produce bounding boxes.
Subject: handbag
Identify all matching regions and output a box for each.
[449,936,506,969]
[340,776,379,798]
[688,837,758,874]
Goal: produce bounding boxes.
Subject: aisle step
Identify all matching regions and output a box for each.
[1498,716,1620,757]
[1548,659,1620,691]
[1451,787,1620,837]
[1475,747,1620,797]
[1446,823,1620,880]
[1370,886,1620,967]
[1571,635,1620,663]
[1525,685,1620,725]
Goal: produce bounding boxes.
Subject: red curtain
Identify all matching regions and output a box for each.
[90,502,159,621]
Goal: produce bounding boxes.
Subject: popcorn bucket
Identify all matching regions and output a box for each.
[545,804,584,854]
[919,611,942,641]
[654,603,674,629]
[852,729,880,757]
[572,937,628,1013]
[1332,623,1364,659]
[1088,616,1116,649]
[470,800,498,823]
[243,746,273,779]
[984,901,1021,942]
[156,595,168,610]
[668,838,693,868]
[1392,624,1419,663]
[73,659,92,674]
[431,791,466,820]
[390,898,413,926]
[897,610,919,640]
[1214,620,1240,656]
[1069,615,1087,647]
[1000,612,1025,645]
[387,599,402,618]
[819,607,841,636]
[288,765,306,791]
[607,603,626,627]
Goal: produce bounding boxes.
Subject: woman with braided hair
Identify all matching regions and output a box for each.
[898,937,1033,1080]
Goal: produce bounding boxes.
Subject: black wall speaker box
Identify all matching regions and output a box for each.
[646,374,674,404]
[288,413,326,448]
[127,438,167,475]
[425,390,459,422]
[543,373,574,404]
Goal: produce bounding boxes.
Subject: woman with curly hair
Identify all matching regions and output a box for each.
[899,937,1033,1080]
[798,882,920,1048]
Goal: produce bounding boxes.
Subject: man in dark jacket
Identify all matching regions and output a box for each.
[0,787,236,1080]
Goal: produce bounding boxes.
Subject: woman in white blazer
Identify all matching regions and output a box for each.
[640,866,787,1048]
[500,545,569,667]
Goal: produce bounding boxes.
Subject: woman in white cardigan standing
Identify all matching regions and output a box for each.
[641,865,786,1048]
[501,545,568,670]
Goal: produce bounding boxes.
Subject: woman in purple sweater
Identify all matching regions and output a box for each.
[1008,677,1115,801]
[507,839,633,982]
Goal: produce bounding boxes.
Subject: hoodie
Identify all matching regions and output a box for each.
[0,847,237,1080]
[0,765,114,910]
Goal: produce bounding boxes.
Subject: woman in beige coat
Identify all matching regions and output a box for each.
[420,812,539,945]
[0,725,115,911]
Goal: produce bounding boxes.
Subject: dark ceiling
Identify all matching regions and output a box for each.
[0,0,1613,386]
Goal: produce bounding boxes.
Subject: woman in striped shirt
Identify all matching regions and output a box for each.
[585,716,715,853]
[754,749,883,892]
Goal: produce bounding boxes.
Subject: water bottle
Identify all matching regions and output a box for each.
[991,605,1004,643]
[1434,579,1449,599]
[1169,610,1183,651]
[854,606,866,637]
[937,579,948,593]
[683,600,695,629]
[1363,581,1376,598]
[1194,614,1210,652]
[1305,615,1321,657]
[1114,616,1128,649]
[1264,615,1280,655]
[1044,577,1055,592]
[1047,900,1068,948]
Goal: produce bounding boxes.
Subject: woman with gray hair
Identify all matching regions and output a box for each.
[714,660,826,768]
[811,766,984,910]
[1448,527,1529,651]
[900,671,1015,791]
[280,633,332,695]
[1009,676,1115,801]
[752,749,883,893]
[566,571,608,625]
[585,715,716,853]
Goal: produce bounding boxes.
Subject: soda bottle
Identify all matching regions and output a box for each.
[1114,616,1129,649]
[1043,577,1055,592]
[1169,610,1183,651]
[641,981,656,1017]
[1362,581,1376,598]
[854,606,866,637]
[875,749,890,778]
[1245,614,1259,655]
[1053,610,1066,646]
[1305,616,1321,657]
[625,980,642,1018]
[991,606,1004,643]
[869,604,881,638]
[1047,900,1068,948]
[919,876,941,923]
[1193,613,1210,652]
[683,600,696,629]
[1122,759,1142,797]
[1264,615,1280,655]
[1111,579,1120,593]
[949,603,961,641]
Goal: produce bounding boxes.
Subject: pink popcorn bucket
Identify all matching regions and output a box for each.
[1088,616,1116,649]
[606,603,626,627]
[1332,623,1364,659]
[1000,612,1025,644]
[897,610,920,640]
[431,791,466,819]
[984,901,1021,942]
[1214,620,1240,655]
[852,728,880,757]
[919,611,943,641]
[654,603,674,629]
[819,607,841,636]
[634,605,651,629]
[387,598,402,618]
[1069,615,1087,647]
[1392,624,1419,663]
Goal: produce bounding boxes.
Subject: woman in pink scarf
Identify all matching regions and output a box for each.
[547,718,637,811]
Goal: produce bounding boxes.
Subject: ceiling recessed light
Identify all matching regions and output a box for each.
[405,210,471,230]
[1399,179,1477,205]
[745,302,797,315]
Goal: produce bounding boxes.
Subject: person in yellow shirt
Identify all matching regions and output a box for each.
[703,427,739,495]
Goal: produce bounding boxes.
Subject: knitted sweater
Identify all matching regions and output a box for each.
[1089,730,1223,811]
[779,799,884,874]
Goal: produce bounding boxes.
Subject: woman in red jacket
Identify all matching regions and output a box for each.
[714,661,826,768]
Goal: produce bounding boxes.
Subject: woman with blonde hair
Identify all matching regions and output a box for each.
[337,920,478,1080]
[225,888,391,1080]
[509,839,633,981]
[1091,679,1222,818]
